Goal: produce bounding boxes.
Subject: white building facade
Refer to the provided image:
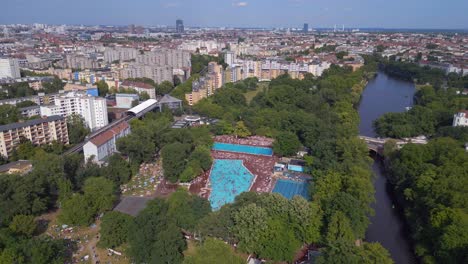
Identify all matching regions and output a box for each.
[0,58,21,79]
[83,121,130,164]
[40,92,108,130]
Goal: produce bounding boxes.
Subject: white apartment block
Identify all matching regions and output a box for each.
[224,51,236,67]
[104,47,138,63]
[453,111,468,127]
[136,49,191,69]
[40,92,108,131]
[119,65,173,84]
[0,58,21,79]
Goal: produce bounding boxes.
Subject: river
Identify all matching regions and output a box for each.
[358,72,416,264]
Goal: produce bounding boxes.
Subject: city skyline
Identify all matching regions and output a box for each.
[2,0,468,29]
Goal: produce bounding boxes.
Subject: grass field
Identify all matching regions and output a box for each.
[244,82,269,104]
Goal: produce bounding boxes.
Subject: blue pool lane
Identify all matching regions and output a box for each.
[213,142,273,156]
[209,159,255,210]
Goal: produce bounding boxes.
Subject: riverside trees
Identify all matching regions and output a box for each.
[384,138,468,263]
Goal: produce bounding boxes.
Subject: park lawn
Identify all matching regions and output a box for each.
[244,82,269,103]
[183,239,198,257]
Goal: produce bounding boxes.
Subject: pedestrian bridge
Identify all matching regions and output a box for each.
[359,135,428,155]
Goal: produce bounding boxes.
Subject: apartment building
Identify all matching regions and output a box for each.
[83,121,130,164]
[121,80,156,99]
[40,92,108,130]
[185,76,215,106]
[63,54,99,70]
[0,58,21,79]
[137,49,191,69]
[0,116,69,158]
[119,65,173,84]
[104,47,138,63]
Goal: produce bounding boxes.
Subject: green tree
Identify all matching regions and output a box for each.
[96,80,109,96]
[189,146,212,171]
[102,154,133,185]
[234,121,251,138]
[358,242,394,264]
[16,100,37,108]
[99,211,133,248]
[158,81,174,95]
[317,241,361,264]
[10,140,37,161]
[42,77,65,94]
[325,211,355,244]
[140,91,150,100]
[83,177,116,213]
[233,203,268,253]
[166,189,211,231]
[0,105,20,125]
[58,194,95,226]
[9,215,37,237]
[257,218,301,262]
[273,131,301,156]
[150,223,186,264]
[67,114,90,144]
[161,143,192,183]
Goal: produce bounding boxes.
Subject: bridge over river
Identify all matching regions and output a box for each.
[359,135,428,155]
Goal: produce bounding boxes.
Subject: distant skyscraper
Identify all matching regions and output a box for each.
[176,19,184,33]
[303,23,309,33]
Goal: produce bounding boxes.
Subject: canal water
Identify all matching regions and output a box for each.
[358,72,416,264]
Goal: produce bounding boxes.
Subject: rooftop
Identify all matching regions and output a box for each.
[89,121,129,147]
[121,80,154,89]
[0,115,64,132]
[159,94,182,104]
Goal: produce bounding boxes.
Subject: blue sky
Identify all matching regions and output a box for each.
[2,0,467,29]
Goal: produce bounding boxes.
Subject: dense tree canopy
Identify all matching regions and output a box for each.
[384,138,468,263]
[67,113,90,144]
[0,105,20,125]
[128,189,210,263]
[189,58,389,262]
[99,211,133,249]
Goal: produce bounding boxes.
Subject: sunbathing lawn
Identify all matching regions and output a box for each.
[244,82,269,103]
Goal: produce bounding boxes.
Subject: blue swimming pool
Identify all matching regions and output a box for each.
[273,179,310,200]
[209,159,254,210]
[212,142,273,156]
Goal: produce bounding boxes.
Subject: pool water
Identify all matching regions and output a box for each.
[273,179,310,200]
[212,142,273,156]
[209,159,254,210]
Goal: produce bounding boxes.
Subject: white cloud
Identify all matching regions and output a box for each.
[163,2,181,8]
[232,1,248,7]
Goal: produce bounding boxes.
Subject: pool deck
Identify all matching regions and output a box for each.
[214,135,274,147]
[189,136,277,203]
[212,150,276,192]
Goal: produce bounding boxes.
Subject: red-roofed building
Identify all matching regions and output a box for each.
[120,80,156,99]
[83,121,131,164]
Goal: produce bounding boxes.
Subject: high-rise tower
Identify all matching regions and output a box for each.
[176,19,184,33]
